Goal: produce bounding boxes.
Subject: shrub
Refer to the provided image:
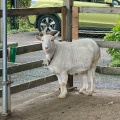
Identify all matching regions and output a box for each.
[104,21,120,67]
[7,0,34,34]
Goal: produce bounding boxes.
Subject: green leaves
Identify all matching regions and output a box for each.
[7,0,34,34]
[104,19,120,67]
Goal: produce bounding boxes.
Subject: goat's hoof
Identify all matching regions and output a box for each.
[79,88,86,94]
[58,94,66,99]
[88,90,94,96]
[79,91,84,94]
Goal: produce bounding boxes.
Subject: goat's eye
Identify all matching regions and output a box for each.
[41,39,43,42]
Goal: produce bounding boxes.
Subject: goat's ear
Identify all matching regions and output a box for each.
[35,35,42,42]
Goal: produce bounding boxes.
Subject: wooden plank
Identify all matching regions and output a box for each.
[61,6,67,41]
[79,6,120,14]
[96,66,120,75]
[96,41,120,48]
[72,7,79,40]
[79,30,111,34]
[0,7,62,17]
[0,42,18,49]
[0,60,43,77]
[0,75,57,97]
[16,43,42,55]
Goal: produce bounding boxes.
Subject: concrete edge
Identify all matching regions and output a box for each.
[96,66,120,75]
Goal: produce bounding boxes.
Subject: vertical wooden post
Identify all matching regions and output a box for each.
[61,6,67,41]
[72,7,79,40]
[63,0,73,41]
[63,0,73,89]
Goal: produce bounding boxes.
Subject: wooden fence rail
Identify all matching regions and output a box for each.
[0,7,62,17]
[96,41,120,49]
[79,6,120,14]
[0,6,66,45]
[72,6,120,75]
[73,7,120,49]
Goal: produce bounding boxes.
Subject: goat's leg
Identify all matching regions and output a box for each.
[58,72,68,99]
[88,51,100,96]
[56,74,63,98]
[79,73,88,94]
[88,69,95,96]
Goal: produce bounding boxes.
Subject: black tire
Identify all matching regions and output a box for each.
[37,14,61,32]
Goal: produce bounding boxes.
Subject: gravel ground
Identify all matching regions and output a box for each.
[7,30,40,47]
[0,31,120,120]
[0,73,120,120]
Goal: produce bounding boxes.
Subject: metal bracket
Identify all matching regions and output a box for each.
[67,87,77,92]
[2,80,13,86]
[2,76,13,85]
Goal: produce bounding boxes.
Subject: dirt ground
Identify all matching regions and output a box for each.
[0,31,120,120]
[0,73,120,120]
[0,88,120,120]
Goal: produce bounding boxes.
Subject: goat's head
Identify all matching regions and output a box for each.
[35,30,59,52]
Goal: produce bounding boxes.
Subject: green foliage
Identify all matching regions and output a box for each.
[7,17,35,34]
[7,0,35,34]
[7,0,31,8]
[18,17,35,31]
[104,21,120,67]
[7,0,11,8]
[19,0,31,8]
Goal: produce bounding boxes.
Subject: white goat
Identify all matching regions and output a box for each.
[35,31,100,99]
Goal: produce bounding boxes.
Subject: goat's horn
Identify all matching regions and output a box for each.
[54,31,60,37]
[41,31,46,35]
[40,31,46,35]
[49,30,58,36]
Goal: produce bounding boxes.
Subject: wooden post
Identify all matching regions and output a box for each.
[63,0,73,41]
[72,7,79,40]
[61,6,66,41]
[63,0,73,89]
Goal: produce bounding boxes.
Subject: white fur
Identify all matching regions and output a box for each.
[35,33,100,98]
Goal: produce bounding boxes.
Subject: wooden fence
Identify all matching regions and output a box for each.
[0,6,119,49]
[0,4,120,97]
[70,6,120,75]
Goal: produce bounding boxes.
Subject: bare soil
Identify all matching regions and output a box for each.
[0,31,120,120]
[0,73,120,120]
[0,89,120,120]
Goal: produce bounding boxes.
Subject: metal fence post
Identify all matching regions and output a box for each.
[2,0,11,116]
[0,0,2,43]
